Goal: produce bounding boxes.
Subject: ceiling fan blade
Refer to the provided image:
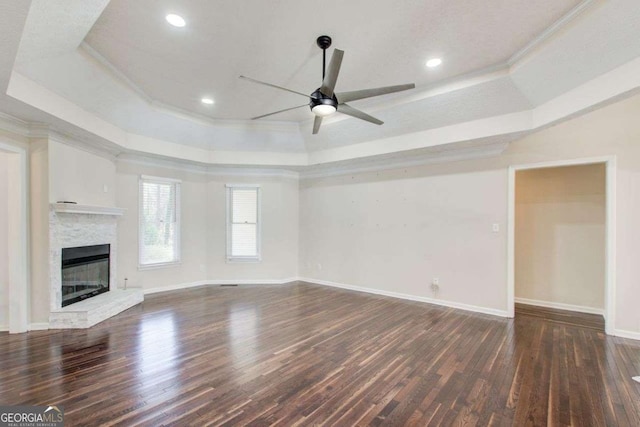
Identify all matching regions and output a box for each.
[239,75,310,99]
[320,49,344,97]
[337,83,415,103]
[338,103,383,125]
[312,116,323,134]
[251,104,308,120]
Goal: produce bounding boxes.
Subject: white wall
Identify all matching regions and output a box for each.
[299,92,640,335]
[48,140,116,205]
[515,165,605,310]
[299,160,508,313]
[6,89,640,338]
[29,138,117,324]
[0,153,8,328]
[116,161,299,291]
[205,175,299,282]
[116,161,208,290]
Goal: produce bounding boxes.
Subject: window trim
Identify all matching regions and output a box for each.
[226,184,261,263]
[138,175,182,270]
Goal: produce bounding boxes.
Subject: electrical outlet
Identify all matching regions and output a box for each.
[317,263,322,270]
[432,277,439,285]
[492,223,500,233]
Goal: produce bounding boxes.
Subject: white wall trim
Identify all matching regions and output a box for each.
[117,154,300,180]
[0,112,31,139]
[613,329,640,341]
[508,155,617,334]
[28,323,50,331]
[299,277,509,318]
[514,297,604,316]
[0,141,30,334]
[301,141,511,180]
[48,129,120,161]
[6,53,640,171]
[507,0,598,66]
[143,278,299,295]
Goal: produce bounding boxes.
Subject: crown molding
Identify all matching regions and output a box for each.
[0,112,119,160]
[508,0,599,66]
[311,1,599,131]
[79,41,153,103]
[48,129,120,161]
[0,112,30,137]
[79,42,300,134]
[117,153,300,179]
[300,140,511,180]
[307,63,513,131]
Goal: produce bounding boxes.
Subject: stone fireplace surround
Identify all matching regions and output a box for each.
[48,203,143,328]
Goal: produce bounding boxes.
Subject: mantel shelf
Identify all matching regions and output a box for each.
[51,203,126,216]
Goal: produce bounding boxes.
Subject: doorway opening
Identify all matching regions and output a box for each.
[507,157,616,334]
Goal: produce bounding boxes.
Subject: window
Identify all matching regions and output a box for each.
[139,176,181,268]
[226,185,261,261]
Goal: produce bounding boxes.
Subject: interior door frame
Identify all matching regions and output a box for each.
[507,155,616,335]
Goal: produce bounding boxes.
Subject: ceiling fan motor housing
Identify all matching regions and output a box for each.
[309,88,338,112]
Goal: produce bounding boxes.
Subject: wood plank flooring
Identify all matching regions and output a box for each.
[1,282,639,426]
[515,303,605,331]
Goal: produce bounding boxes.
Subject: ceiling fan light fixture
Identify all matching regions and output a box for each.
[239,35,415,134]
[312,104,337,117]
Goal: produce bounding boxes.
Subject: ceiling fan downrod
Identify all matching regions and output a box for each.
[316,35,332,82]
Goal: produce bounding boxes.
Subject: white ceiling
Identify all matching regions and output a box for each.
[84,0,580,121]
[2,0,640,169]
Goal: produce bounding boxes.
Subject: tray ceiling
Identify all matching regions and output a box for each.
[3,0,640,169]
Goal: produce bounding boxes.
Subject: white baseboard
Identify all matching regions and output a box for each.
[298,277,509,318]
[144,277,299,295]
[29,322,50,331]
[514,297,604,315]
[613,329,640,340]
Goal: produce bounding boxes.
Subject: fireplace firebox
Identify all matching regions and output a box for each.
[61,244,110,307]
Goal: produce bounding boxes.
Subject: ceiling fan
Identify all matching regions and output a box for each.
[239,35,415,134]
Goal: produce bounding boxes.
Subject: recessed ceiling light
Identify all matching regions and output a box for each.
[166,14,186,27]
[426,58,442,68]
[201,97,214,105]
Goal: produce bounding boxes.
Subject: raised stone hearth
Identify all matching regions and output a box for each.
[50,288,144,328]
[49,203,142,328]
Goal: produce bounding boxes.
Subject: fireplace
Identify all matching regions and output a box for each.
[61,244,110,307]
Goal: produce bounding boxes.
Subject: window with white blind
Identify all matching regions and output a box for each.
[139,176,181,268]
[226,185,261,261]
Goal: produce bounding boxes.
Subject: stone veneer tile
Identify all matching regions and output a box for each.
[48,208,142,328]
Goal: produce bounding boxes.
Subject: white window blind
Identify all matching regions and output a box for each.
[139,176,181,267]
[227,185,260,261]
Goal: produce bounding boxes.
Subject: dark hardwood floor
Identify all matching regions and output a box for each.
[1,282,639,426]
[515,303,605,331]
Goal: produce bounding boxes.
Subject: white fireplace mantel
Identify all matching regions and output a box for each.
[51,203,126,216]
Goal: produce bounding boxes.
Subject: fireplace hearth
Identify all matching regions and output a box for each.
[61,244,110,307]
